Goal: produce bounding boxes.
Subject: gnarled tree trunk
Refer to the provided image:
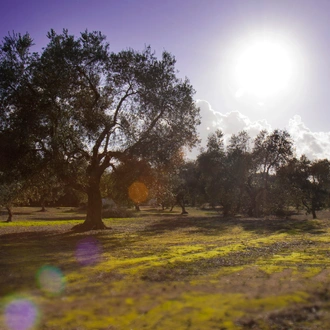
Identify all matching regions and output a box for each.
[312,209,317,219]
[72,171,107,231]
[6,205,13,222]
[40,197,46,212]
[177,191,188,215]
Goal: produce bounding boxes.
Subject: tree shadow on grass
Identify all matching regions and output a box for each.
[137,208,182,217]
[140,216,326,237]
[30,216,86,221]
[0,228,139,296]
[138,217,327,283]
[63,207,88,215]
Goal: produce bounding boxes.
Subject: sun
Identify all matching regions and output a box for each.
[235,41,293,98]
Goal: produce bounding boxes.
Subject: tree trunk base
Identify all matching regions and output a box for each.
[72,220,111,232]
[135,204,141,211]
[6,206,12,222]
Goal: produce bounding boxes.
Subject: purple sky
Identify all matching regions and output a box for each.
[1,0,330,159]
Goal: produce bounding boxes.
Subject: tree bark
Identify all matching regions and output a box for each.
[177,192,188,215]
[223,205,230,217]
[40,198,46,212]
[72,172,108,231]
[312,208,317,219]
[180,205,188,215]
[6,205,13,222]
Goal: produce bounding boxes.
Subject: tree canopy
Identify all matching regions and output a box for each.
[0,29,201,229]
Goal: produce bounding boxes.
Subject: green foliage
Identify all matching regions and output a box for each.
[101,158,153,207]
[2,29,330,222]
[0,32,45,219]
[197,130,251,215]
[194,127,330,219]
[279,156,330,218]
[0,29,200,229]
[196,129,295,217]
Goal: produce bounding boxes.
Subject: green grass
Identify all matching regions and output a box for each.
[1,207,330,329]
[0,220,82,227]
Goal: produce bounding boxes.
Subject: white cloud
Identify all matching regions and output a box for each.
[186,100,330,161]
[196,99,271,137]
[186,99,271,157]
[288,115,330,160]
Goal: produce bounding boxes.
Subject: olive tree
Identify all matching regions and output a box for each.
[0,30,200,230]
[279,156,330,218]
[246,129,294,216]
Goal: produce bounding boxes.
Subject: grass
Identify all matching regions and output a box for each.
[1,206,330,329]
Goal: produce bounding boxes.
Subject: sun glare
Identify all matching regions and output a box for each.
[235,41,293,98]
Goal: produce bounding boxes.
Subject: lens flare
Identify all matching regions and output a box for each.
[75,237,102,266]
[128,181,148,204]
[4,297,39,330]
[36,265,65,295]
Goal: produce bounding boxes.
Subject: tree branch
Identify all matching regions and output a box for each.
[91,86,137,161]
[112,84,136,126]
[126,106,166,155]
[76,66,100,103]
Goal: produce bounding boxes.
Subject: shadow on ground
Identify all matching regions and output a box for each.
[141,216,326,237]
[30,216,86,221]
[0,227,140,296]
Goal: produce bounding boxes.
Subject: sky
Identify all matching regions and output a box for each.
[1,0,330,160]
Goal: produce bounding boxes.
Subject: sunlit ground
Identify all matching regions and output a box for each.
[1,207,330,329]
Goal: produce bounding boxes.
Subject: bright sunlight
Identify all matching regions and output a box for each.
[235,41,293,98]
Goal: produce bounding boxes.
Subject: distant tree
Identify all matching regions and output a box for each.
[225,131,252,215]
[147,149,181,209]
[198,130,252,216]
[197,130,225,209]
[253,129,293,175]
[279,156,330,218]
[246,129,294,217]
[102,158,152,210]
[196,129,294,217]
[0,30,200,230]
[178,160,201,208]
[0,180,24,222]
[25,166,64,211]
[0,32,42,221]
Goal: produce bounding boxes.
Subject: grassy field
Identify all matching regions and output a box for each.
[1,207,330,329]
